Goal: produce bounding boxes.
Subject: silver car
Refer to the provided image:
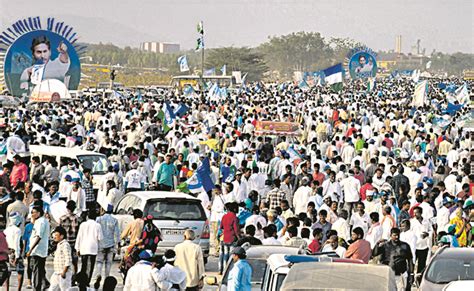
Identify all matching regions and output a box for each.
[114,191,210,262]
[419,247,474,291]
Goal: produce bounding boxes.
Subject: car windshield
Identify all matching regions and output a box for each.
[426,258,474,284]
[222,259,266,285]
[77,155,110,175]
[145,199,206,221]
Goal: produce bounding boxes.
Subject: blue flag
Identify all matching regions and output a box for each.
[197,157,215,192]
[220,64,226,76]
[183,84,194,96]
[204,68,215,76]
[174,103,189,118]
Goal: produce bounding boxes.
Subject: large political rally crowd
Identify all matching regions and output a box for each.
[0,76,473,291]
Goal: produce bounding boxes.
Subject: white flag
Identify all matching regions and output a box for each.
[177,55,189,72]
[426,61,432,69]
[412,80,428,107]
[455,83,469,104]
[31,64,45,85]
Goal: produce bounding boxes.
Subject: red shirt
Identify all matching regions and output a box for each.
[10,162,28,188]
[312,172,325,186]
[345,239,371,264]
[308,239,321,254]
[0,232,8,261]
[360,183,374,201]
[220,212,240,244]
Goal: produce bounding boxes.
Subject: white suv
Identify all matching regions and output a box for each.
[114,191,210,262]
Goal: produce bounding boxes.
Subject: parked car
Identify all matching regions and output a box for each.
[206,245,304,291]
[262,254,364,291]
[419,247,474,291]
[113,191,210,262]
[280,262,396,291]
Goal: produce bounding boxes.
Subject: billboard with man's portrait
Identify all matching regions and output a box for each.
[347,47,378,80]
[0,17,84,98]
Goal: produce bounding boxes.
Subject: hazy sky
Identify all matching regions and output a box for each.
[1,0,473,53]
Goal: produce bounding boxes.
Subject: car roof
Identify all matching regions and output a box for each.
[266,254,364,273]
[436,247,474,259]
[245,245,302,259]
[30,145,106,158]
[126,191,200,201]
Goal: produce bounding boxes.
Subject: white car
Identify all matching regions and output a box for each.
[114,191,210,262]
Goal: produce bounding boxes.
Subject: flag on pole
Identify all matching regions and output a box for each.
[196,36,204,51]
[411,69,420,83]
[207,83,219,100]
[196,157,215,192]
[220,64,226,76]
[322,63,343,92]
[412,80,428,107]
[177,55,189,72]
[197,21,204,35]
[177,174,205,194]
[174,103,189,118]
[183,84,195,97]
[158,101,176,133]
[204,68,215,76]
[426,61,432,69]
[238,73,248,94]
[298,78,309,90]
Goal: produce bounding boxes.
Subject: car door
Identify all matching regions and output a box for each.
[113,194,141,239]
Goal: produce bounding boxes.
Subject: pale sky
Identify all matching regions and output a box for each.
[1,0,473,53]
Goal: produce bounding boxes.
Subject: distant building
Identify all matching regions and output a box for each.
[377,52,425,71]
[395,35,402,54]
[140,42,180,53]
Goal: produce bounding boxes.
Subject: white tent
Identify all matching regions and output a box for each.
[30,79,72,103]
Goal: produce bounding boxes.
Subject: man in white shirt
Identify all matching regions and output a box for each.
[160,250,187,291]
[124,250,171,291]
[365,212,383,249]
[410,207,432,277]
[293,177,312,215]
[436,198,452,234]
[331,210,350,242]
[400,219,417,264]
[350,202,370,238]
[261,225,281,245]
[75,210,103,284]
[341,170,361,215]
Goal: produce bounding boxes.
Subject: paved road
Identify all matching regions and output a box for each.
[6,255,221,290]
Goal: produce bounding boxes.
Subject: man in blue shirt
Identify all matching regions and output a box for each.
[155,154,177,191]
[227,247,252,291]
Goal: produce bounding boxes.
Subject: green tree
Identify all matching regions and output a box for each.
[204,47,267,81]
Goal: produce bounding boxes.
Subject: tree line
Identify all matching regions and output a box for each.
[84,32,473,82]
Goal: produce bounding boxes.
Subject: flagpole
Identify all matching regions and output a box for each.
[201,44,205,100]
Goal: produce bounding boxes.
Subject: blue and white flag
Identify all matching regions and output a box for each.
[174,103,189,118]
[196,36,204,51]
[207,83,220,100]
[220,87,228,98]
[455,83,469,104]
[197,157,215,192]
[412,80,428,107]
[186,174,205,194]
[220,64,226,76]
[411,69,420,83]
[238,73,248,94]
[298,79,309,90]
[163,101,176,126]
[177,55,189,72]
[322,64,343,91]
[183,84,195,96]
[31,64,45,85]
[113,90,125,99]
[204,68,215,76]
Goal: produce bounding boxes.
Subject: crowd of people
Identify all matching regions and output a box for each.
[0,76,472,291]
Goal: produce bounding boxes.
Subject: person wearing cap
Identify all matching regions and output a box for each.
[227,246,252,291]
[174,229,205,290]
[160,250,187,291]
[93,204,120,284]
[124,249,172,291]
[436,197,452,234]
[49,226,73,291]
[4,212,24,290]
